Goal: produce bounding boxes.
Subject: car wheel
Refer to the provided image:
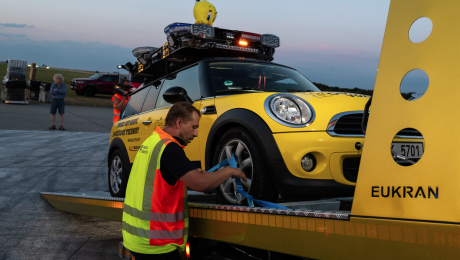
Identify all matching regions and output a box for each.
[84,86,96,97]
[108,149,130,197]
[213,127,279,205]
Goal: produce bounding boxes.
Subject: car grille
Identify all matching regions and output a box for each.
[70,80,76,87]
[343,158,360,183]
[328,113,423,137]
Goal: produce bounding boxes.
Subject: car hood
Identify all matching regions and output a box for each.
[214,91,370,133]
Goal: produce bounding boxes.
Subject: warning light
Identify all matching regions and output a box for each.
[186,242,191,258]
[238,39,248,46]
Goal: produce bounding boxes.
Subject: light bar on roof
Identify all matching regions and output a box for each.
[261,34,280,48]
[215,44,258,53]
[191,24,215,39]
[132,47,157,58]
[241,32,260,42]
[164,23,192,37]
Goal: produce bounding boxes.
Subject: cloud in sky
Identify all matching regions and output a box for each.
[0,23,35,29]
[0,35,133,73]
[0,33,27,38]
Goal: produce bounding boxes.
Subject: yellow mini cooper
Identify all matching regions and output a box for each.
[108,24,422,204]
[109,58,372,203]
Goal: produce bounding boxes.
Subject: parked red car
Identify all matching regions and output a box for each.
[70,73,121,97]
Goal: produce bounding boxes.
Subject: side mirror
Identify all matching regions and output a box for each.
[163,87,193,104]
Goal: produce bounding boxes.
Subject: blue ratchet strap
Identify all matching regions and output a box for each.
[207,158,229,172]
[207,154,290,209]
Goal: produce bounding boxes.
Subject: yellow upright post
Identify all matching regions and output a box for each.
[352,0,460,223]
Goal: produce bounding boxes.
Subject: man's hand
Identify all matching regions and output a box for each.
[180,167,247,192]
[229,168,247,182]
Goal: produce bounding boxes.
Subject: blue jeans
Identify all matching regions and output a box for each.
[50,99,65,115]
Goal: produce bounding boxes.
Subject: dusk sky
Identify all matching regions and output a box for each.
[0,0,394,90]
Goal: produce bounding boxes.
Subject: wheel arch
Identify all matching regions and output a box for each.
[108,137,130,169]
[204,109,283,172]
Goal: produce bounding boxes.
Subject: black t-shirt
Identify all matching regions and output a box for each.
[160,137,197,186]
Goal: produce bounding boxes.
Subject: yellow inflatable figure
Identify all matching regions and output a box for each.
[194,0,217,26]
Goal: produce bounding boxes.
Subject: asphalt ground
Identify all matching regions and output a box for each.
[0,101,119,259]
[0,101,217,259]
[0,101,113,132]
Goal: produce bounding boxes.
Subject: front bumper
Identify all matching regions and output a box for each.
[70,84,84,91]
[270,131,364,197]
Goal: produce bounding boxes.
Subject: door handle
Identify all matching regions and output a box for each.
[142,121,152,125]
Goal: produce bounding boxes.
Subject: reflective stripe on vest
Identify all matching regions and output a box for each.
[123,221,188,239]
[122,127,188,253]
[123,204,184,222]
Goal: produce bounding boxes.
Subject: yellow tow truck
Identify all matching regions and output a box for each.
[41,0,460,259]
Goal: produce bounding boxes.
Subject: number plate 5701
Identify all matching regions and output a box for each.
[391,142,424,159]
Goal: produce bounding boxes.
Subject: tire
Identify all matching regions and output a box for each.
[84,86,96,97]
[213,127,279,205]
[108,149,130,197]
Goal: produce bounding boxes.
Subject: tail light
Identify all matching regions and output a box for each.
[186,242,191,258]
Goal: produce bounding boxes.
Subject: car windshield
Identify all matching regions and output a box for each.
[89,74,103,80]
[208,61,320,93]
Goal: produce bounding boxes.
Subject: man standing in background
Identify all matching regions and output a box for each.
[49,74,67,130]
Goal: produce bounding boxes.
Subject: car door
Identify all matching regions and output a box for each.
[140,65,202,164]
[138,79,164,140]
[118,85,151,161]
[98,75,113,94]
[110,75,120,94]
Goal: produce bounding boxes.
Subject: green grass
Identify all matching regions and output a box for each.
[0,63,115,107]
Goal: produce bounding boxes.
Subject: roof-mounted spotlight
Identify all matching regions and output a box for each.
[117,62,134,73]
[132,46,157,58]
[261,34,280,48]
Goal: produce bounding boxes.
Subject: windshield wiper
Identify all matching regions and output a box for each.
[215,87,267,93]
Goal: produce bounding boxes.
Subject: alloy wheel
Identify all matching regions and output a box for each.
[217,138,253,204]
[110,155,123,194]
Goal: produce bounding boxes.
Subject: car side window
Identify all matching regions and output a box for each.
[122,86,151,118]
[141,79,165,113]
[155,65,200,109]
[111,75,119,82]
[101,76,112,82]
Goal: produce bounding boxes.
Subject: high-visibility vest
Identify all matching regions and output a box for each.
[122,127,188,255]
[112,93,128,124]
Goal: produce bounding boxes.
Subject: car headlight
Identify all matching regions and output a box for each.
[76,81,86,84]
[264,94,315,127]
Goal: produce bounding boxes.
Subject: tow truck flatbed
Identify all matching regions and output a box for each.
[40,191,460,259]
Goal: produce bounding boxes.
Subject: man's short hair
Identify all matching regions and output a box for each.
[165,102,201,126]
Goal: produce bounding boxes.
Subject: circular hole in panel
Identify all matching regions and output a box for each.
[400,69,429,100]
[409,17,433,43]
[391,128,424,166]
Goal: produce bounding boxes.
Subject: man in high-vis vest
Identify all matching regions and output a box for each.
[112,79,131,124]
[122,102,246,260]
